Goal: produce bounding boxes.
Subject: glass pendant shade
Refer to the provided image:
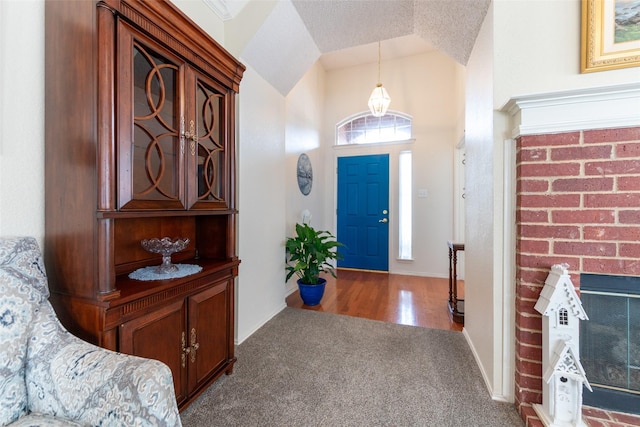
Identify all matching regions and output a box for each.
[368,83,391,117]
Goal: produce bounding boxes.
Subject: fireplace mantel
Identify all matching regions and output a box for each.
[502,82,640,137]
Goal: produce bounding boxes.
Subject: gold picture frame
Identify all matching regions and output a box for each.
[581,0,640,72]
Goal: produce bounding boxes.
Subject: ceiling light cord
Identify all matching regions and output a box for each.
[377,40,381,85]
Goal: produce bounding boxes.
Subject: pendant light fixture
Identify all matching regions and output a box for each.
[368,41,391,117]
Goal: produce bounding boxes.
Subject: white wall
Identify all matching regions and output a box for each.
[0,0,45,240]
[323,50,464,277]
[285,61,326,233]
[493,0,640,110]
[463,0,640,403]
[236,65,288,343]
[224,0,278,59]
[284,61,327,292]
[464,3,499,399]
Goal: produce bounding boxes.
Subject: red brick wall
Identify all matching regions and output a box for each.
[514,126,640,425]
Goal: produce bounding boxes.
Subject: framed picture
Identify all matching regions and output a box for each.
[581,0,640,72]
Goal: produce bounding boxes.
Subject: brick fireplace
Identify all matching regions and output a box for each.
[515,125,640,426]
[508,83,640,426]
[505,83,640,427]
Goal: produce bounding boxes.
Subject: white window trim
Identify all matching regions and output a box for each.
[333,138,415,152]
[335,110,413,146]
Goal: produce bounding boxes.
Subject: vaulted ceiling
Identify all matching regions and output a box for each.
[208,0,491,95]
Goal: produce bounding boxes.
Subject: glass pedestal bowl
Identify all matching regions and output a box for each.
[141,237,191,274]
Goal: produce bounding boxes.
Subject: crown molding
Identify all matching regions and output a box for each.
[501,82,640,137]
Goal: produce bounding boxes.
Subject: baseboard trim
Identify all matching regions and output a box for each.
[462,327,511,403]
[235,302,286,345]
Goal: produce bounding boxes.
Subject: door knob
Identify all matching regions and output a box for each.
[379,218,388,223]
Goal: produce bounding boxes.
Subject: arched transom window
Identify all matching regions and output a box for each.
[336,111,412,145]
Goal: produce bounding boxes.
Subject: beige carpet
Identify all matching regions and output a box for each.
[180,308,523,426]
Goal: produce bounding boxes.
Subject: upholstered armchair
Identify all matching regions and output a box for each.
[0,237,182,426]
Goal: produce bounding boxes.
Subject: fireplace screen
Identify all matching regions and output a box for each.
[580,274,640,414]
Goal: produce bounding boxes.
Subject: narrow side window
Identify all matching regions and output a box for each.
[399,150,412,260]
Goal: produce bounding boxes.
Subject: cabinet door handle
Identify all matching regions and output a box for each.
[181,331,191,368]
[190,327,200,363]
[181,118,198,157]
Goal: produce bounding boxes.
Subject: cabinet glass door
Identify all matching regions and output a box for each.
[118,22,186,210]
[186,71,229,210]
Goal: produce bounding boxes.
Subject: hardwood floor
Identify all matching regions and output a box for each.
[285,269,464,332]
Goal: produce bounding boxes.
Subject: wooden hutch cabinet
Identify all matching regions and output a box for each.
[44,0,244,409]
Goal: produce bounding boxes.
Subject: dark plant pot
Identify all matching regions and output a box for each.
[297,278,326,306]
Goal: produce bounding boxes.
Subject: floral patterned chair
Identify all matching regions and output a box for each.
[0,236,182,426]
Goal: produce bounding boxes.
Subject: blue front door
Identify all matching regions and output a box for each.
[337,154,389,271]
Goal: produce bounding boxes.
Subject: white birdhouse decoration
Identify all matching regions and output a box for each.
[533,264,591,427]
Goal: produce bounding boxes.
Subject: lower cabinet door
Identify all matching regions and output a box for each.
[120,299,188,405]
[187,279,231,392]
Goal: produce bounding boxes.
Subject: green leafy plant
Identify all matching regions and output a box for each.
[285,223,343,285]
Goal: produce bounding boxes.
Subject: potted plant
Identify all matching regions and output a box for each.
[285,222,343,306]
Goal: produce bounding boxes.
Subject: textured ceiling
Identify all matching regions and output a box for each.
[291,0,416,53]
[413,0,491,65]
[236,0,491,95]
